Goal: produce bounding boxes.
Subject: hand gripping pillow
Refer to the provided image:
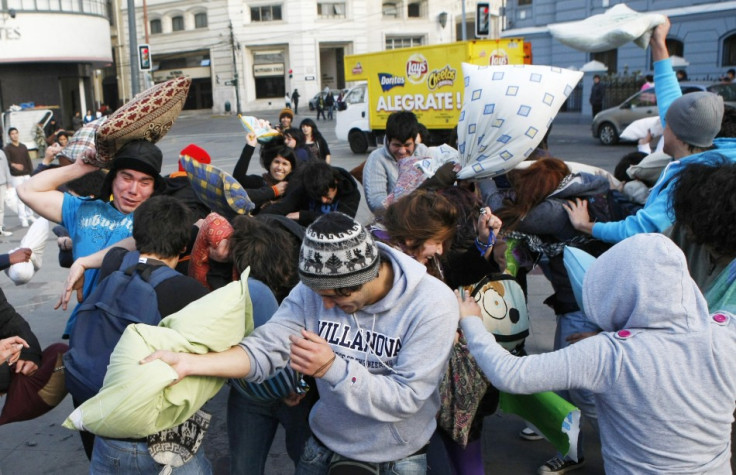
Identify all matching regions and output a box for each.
[181,155,256,217]
[457,64,582,179]
[63,271,254,439]
[238,115,280,143]
[548,4,666,53]
[59,118,104,164]
[94,77,191,166]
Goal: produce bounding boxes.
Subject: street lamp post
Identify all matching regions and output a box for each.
[127,0,140,96]
[229,22,242,115]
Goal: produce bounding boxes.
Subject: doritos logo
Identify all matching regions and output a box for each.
[378,73,405,92]
[406,54,428,84]
[352,62,363,75]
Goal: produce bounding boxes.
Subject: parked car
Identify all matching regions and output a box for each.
[591,82,736,145]
[308,90,346,111]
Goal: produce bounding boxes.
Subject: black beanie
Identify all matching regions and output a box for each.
[99,140,165,199]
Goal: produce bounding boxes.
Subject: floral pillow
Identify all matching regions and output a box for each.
[94,77,191,166]
[457,64,582,180]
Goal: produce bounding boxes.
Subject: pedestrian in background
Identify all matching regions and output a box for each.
[589,75,604,117]
[291,89,300,115]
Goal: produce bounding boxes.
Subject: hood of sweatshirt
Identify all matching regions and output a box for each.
[548,172,610,200]
[360,242,427,314]
[582,233,708,333]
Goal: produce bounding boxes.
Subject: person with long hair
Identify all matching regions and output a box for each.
[232,132,298,212]
[372,188,503,475]
[482,157,615,474]
[300,118,331,163]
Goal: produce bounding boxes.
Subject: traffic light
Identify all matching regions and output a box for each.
[475,2,491,37]
[138,44,151,71]
[289,69,293,79]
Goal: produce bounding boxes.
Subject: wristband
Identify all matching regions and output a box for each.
[271,185,280,197]
[313,354,336,378]
[474,233,496,256]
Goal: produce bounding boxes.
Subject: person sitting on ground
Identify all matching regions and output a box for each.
[143,212,459,473]
[18,139,166,337]
[264,160,360,226]
[62,195,210,465]
[232,133,296,212]
[458,233,736,474]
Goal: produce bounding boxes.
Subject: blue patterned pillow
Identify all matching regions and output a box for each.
[457,64,582,180]
[181,155,255,217]
[230,367,309,402]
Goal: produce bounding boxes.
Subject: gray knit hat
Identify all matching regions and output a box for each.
[665,92,724,148]
[299,213,380,290]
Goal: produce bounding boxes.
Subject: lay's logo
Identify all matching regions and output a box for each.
[406,54,428,84]
[378,73,405,92]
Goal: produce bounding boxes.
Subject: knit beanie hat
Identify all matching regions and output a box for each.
[299,213,380,290]
[665,92,724,148]
[279,108,294,121]
[179,143,211,172]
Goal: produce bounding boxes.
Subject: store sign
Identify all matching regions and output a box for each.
[253,63,284,77]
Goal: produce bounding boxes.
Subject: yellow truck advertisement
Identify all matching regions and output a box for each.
[343,39,530,130]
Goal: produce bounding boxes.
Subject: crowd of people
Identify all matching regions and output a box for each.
[0,15,734,475]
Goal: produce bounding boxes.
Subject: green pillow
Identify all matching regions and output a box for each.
[63,271,253,438]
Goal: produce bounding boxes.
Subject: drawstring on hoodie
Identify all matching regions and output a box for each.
[351,312,398,374]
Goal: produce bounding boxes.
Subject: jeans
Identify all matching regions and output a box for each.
[90,437,212,474]
[227,386,312,474]
[553,309,601,461]
[296,436,427,475]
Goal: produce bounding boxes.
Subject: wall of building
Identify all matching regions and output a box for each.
[502,0,736,80]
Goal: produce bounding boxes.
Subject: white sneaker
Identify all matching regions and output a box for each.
[21,219,29,228]
[0,227,11,237]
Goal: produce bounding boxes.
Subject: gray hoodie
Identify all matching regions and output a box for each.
[241,243,458,463]
[462,233,736,474]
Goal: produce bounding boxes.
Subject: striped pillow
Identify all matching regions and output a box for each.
[230,367,308,402]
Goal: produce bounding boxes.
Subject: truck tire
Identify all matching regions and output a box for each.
[348,130,369,153]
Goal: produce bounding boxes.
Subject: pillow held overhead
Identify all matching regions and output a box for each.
[457,63,582,179]
[548,4,666,53]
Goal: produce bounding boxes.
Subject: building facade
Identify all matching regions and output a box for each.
[118,0,481,113]
[0,0,113,129]
[502,0,736,81]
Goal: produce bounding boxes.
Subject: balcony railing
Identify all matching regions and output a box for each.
[4,0,108,18]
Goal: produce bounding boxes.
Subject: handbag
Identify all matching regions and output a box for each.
[437,337,491,448]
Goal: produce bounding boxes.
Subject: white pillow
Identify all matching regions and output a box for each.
[457,64,582,179]
[620,116,663,142]
[548,4,666,53]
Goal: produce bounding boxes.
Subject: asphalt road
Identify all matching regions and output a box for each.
[0,108,630,474]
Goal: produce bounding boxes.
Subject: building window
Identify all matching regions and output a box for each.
[591,49,618,74]
[407,1,423,18]
[317,2,345,18]
[194,12,208,28]
[386,36,423,50]
[382,2,398,18]
[724,34,736,66]
[251,5,283,22]
[518,0,532,5]
[666,39,684,58]
[172,15,184,31]
[150,18,162,34]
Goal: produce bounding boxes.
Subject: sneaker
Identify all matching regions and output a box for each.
[538,457,585,474]
[519,426,544,441]
[0,227,11,237]
[20,219,29,228]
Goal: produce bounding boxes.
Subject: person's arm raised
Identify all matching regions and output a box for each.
[17,147,99,223]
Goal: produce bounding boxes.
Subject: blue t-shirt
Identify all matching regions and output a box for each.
[62,194,134,336]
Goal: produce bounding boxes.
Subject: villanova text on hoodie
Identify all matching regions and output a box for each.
[462,234,736,474]
[240,243,459,463]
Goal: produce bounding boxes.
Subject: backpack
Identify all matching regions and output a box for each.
[64,251,180,404]
[466,273,530,354]
[586,189,642,223]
